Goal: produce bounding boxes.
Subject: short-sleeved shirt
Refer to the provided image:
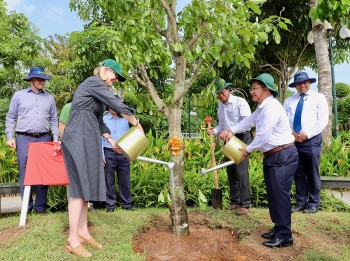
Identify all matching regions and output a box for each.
[59,103,72,124]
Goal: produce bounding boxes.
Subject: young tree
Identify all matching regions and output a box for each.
[70,0,288,236]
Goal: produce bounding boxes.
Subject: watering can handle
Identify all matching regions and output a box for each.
[207,121,219,189]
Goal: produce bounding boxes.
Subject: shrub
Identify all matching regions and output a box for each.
[1,133,349,212]
[335,82,350,98]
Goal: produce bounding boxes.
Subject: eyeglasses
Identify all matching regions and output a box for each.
[249,87,262,92]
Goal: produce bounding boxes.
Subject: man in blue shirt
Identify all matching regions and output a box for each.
[5,66,59,214]
[102,97,133,211]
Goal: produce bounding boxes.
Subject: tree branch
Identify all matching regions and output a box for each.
[134,64,170,117]
[160,0,180,42]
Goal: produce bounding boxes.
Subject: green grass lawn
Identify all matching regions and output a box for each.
[0,207,350,260]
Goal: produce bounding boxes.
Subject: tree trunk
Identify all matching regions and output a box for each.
[310,0,332,145]
[167,107,190,237]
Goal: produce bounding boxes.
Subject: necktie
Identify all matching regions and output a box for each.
[293,94,305,133]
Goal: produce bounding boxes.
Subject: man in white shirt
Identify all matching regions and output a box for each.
[284,72,329,214]
[207,78,252,215]
[226,73,298,248]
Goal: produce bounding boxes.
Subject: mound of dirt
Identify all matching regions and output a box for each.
[133,212,303,261]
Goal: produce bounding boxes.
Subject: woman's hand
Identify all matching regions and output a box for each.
[135,122,144,134]
[113,144,123,154]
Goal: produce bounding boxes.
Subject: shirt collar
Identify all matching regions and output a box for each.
[258,95,274,109]
[220,94,234,105]
[26,87,46,94]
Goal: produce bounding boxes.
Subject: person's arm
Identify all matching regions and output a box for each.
[59,122,66,139]
[120,113,144,133]
[304,93,329,139]
[49,96,59,141]
[5,93,19,148]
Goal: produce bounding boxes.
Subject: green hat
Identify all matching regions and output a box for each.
[100,59,126,82]
[248,73,278,97]
[214,78,233,93]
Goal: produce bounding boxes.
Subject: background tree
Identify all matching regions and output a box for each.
[70,0,288,236]
[0,1,42,98]
[0,1,43,133]
[309,0,350,144]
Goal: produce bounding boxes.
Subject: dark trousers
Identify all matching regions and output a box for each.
[16,134,50,212]
[263,145,298,239]
[104,149,132,210]
[226,131,252,208]
[294,134,322,208]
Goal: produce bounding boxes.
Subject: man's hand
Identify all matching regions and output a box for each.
[206,127,214,135]
[293,132,308,143]
[219,130,231,141]
[6,139,16,149]
[238,148,250,161]
[224,131,233,143]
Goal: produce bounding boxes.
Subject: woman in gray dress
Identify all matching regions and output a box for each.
[62,59,143,257]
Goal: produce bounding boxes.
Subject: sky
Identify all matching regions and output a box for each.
[4,0,350,86]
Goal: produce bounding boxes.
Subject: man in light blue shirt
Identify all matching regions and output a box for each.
[102,99,133,211]
[5,66,59,214]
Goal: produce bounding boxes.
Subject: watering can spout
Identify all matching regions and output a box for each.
[201,160,235,175]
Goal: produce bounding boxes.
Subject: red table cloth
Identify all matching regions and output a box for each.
[24,142,69,186]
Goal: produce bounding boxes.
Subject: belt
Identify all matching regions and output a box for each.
[263,143,295,158]
[16,132,49,138]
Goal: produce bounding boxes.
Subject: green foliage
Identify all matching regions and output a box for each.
[311,0,350,31]
[0,98,10,134]
[1,134,350,211]
[320,136,350,177]
[337,96,350,125]
[340,131,350,146]
[336,82,350,98]
[0,136,18,183]
[0,2,42,68]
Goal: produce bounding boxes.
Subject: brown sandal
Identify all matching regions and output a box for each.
[79,236,103,249]
[66,241,92,257]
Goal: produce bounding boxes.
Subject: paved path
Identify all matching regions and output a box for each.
[1,196,21,214]
[325,189,350,206]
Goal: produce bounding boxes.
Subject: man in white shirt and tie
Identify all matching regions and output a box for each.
[284,72,329,214]
[226,73,298,248]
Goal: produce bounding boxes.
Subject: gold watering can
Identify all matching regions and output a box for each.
[201,135,247,175]
[116,127,150,161]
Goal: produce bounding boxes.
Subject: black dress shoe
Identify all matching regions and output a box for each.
[106,208,115,213]
[263,237,293,248]
[291,205,305,213]
[261,228,276,239]
[303,206,318,214]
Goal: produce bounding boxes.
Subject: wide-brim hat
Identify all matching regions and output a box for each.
[101,59,126,82]
[288,71,316,87]
[214,78,233,93]
[248,73,278,97]
[23,67,51,82]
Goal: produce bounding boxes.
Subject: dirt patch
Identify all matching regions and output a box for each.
[133,212,306,261]
[0,225,27,245]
